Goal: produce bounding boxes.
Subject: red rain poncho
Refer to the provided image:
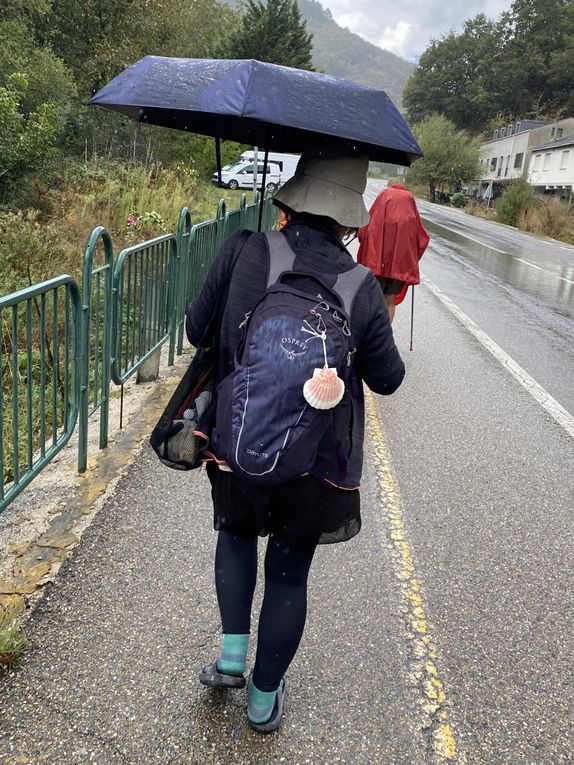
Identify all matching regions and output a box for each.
[357,184,429,305]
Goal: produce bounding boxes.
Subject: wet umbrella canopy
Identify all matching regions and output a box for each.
[90,57,422,166]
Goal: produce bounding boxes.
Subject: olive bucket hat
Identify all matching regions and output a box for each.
[273,153,370,229]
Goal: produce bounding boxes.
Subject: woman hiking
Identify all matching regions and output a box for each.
[186,151,405,733]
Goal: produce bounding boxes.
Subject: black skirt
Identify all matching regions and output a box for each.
[206,463,361,545]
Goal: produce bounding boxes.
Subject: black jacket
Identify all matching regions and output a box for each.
[186,222,405,488]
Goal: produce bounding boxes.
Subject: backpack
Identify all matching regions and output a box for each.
[211,230,369,486]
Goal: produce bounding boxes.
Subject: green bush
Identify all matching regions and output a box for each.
[0,210,62,294]
[450,192,466,208]
[0,598,29,673]
[496,179,534,227]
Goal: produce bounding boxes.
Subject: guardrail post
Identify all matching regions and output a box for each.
[78,227,114,473]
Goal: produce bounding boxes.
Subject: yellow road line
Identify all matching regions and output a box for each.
[365,390,461,764]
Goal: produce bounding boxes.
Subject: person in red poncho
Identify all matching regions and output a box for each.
[357,184,429,322]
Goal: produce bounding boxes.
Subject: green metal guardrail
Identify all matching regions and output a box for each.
[0,193,279,513]
[0,276,80,510]
[111,234,177,386]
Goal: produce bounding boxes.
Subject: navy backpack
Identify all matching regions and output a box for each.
[211,230,369,486]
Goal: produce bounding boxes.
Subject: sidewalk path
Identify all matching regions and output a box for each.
[2,279,573,765]
[0,404,424,765]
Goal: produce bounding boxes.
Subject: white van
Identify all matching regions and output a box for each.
[240,151,299,182]
[211,159,282,192]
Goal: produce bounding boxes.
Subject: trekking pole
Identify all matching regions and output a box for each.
[410,285,414,351]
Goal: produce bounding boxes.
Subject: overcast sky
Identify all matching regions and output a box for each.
[322,0,512,61]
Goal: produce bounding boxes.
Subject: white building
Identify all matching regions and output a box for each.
[528,134,574,200]
[477,118,574,199]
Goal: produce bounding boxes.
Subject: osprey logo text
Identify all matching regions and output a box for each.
[247,448,269,458]
[280,336,308,360]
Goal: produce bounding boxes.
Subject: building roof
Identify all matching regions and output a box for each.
[532,134,574,152]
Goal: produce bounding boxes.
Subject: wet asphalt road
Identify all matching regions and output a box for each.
[1,185,573,764]
[412,193,574,415]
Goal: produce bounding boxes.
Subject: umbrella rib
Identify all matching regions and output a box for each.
[241,59,258,121]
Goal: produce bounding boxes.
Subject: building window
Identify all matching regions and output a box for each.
[514,153,524,169]
[560,150,570,169]
[543,153,551,171]
[556,128,563,139]
[533,154,541,171]
[490,157,497,170]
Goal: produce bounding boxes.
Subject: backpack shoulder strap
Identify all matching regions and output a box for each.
[263,229,369,316]
[332,264,370,317]
[264,230,296,288]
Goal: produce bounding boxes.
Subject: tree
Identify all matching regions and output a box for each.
[214,0,314,70]
[38,0,234,165]
[403,15,502,130]
[0,0,77,116]
[407,114,480,202]
[496,0,571,119]
[403,0,574,132]
[0,74,59,199]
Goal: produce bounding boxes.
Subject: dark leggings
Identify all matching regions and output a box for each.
[215,530,317,692]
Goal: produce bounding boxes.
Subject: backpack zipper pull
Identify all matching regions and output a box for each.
[239,311,251,329]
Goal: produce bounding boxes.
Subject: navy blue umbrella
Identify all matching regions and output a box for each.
[90,57,422,166]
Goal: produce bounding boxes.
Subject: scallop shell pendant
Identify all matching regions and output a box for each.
[303,367,345,410]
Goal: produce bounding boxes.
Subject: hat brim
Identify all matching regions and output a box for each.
[274,174,370,229]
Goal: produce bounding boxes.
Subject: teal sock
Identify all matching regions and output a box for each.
[217,633,249,676]
[248,678,278,724]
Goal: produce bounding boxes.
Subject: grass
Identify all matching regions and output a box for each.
[1,160,254,297]
[518,199,574,244]
[0,598,29,673]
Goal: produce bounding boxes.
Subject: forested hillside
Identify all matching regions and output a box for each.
[222,0,414,108]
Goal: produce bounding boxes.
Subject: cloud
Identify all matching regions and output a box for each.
[377,21,413,58]
[325,0,512,60]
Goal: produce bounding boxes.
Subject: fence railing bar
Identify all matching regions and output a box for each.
[0,321,4,501]
[26,300,34,471]
[38,292,46,454]
[93,270,101,411]
[11,305,19,485]
[51,289,58,449]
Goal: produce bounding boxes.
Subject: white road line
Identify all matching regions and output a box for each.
[514,257,574,284]
[422,275,574,441]
[424,220,508,254]
[514,257,542,270]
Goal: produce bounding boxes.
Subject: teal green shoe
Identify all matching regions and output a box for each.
[247,677,286,733]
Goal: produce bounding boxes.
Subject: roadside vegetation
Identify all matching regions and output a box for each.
[0,597,29,673]
[0,0,314,298]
